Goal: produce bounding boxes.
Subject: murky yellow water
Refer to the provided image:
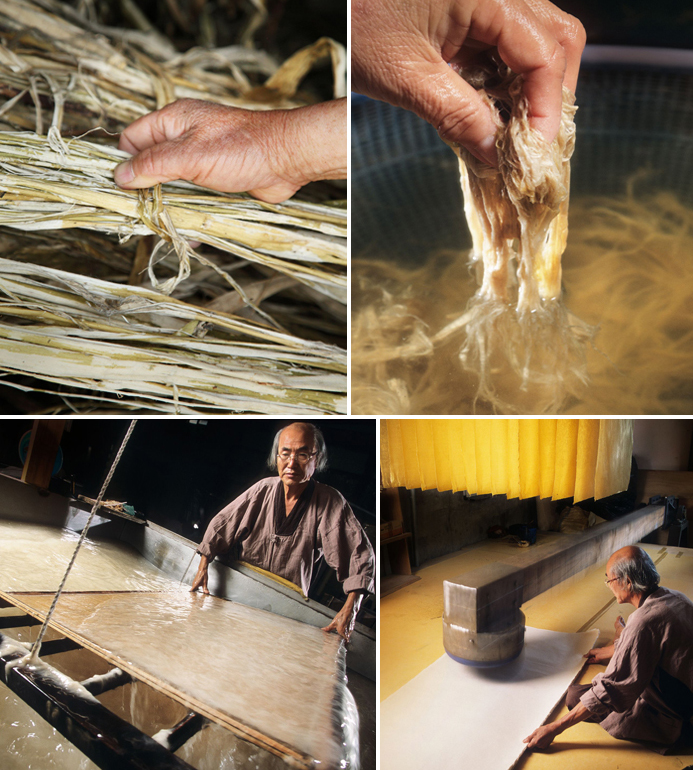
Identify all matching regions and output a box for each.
[0,680,98,770]
[0,521,175,593]
[352,192,693,415]
[0,521,351,768]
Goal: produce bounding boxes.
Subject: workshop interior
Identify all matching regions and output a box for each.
[380,418,693,770]
[0,418,376,770]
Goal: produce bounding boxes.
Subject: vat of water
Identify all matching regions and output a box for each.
[0,473,372,769]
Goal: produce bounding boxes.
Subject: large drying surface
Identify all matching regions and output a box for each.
[381,537,693,769]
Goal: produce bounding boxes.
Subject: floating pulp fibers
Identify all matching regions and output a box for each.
[444,62,593,413]
[352,189,693,415]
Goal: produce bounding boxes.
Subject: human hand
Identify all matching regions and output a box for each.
[523,722,561,750]
[322,603,355,641]
[584,642,614,665]
[114,98,346,203]
[190,554,210,594]
[322,591,360,641]
[352,0,586,165]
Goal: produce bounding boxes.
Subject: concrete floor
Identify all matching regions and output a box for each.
[381,536,693,769]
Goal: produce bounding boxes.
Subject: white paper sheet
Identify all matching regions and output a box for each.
[381,626,598,770]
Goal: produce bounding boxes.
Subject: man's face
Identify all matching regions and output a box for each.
[605,557,630,604]
[276,425,317,489]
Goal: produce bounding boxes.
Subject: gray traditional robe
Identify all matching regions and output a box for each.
[581,587,693,746]
[198,477,374,596]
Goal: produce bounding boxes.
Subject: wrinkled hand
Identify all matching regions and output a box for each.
[584,642,614,665]
[114,98,346,203]
[352,0,586,165]
[190,555,210,594]
[524,722,561,750]
[322,591,363,641]
[322,602,355,641]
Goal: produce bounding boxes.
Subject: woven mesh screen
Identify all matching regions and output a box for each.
[352,61,693,264]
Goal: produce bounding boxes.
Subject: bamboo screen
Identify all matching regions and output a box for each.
[380,419,633,503]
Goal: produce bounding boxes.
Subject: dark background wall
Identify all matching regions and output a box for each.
[558,0,692,48]
[0,418,376,542]
[398,488,536,568]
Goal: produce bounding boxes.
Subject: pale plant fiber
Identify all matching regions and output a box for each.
[353,63,596,415]
[447,65,593,413]
[0,0,347,413]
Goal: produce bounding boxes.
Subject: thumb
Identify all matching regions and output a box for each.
[400,60,499,166]
[113,139,188,189]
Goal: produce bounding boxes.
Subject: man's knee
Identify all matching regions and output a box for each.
[566,684,602,723]
[566,683,591,711]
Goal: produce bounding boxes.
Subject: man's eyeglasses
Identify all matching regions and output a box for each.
[604,577,620,586]
[277,450,316,463]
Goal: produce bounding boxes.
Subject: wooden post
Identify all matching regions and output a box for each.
[21,419,66,489]
[381,488,421,596]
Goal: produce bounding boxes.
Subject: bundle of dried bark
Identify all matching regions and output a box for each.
[0,0,345,136]
[0,0,347,414]
[0,257,346,414]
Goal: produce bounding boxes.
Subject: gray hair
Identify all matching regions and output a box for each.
[611,547,660,594]
[267,423,328,472]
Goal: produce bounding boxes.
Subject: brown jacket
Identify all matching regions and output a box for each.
[581,587,693,745]
[198,477,374,596]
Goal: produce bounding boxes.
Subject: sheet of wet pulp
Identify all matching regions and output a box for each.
[380,627,598,770]
[0,521,344,767]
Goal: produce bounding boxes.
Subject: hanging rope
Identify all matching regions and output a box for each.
[29,419,138,662]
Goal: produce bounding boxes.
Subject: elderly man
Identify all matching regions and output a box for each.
[524,545,693,751]
[190,422,374,640]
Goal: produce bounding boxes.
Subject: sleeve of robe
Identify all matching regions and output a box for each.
[580,616,660,719]
[197,480,270,560]
[318,490,375,595]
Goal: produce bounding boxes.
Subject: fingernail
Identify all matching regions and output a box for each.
[113,160,134,186]
[476,134,497,167]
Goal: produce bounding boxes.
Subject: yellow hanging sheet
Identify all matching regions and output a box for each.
[381,419,633,502]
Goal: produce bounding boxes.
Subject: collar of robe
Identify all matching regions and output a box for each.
[273,478,316,536]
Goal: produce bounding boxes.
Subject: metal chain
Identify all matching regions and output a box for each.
[30,420,138,661]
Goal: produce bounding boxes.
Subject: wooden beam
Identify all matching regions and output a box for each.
[0,634,197,770]
[443,504,666,664]
[520,504,666,603]
[20,419,66,489]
